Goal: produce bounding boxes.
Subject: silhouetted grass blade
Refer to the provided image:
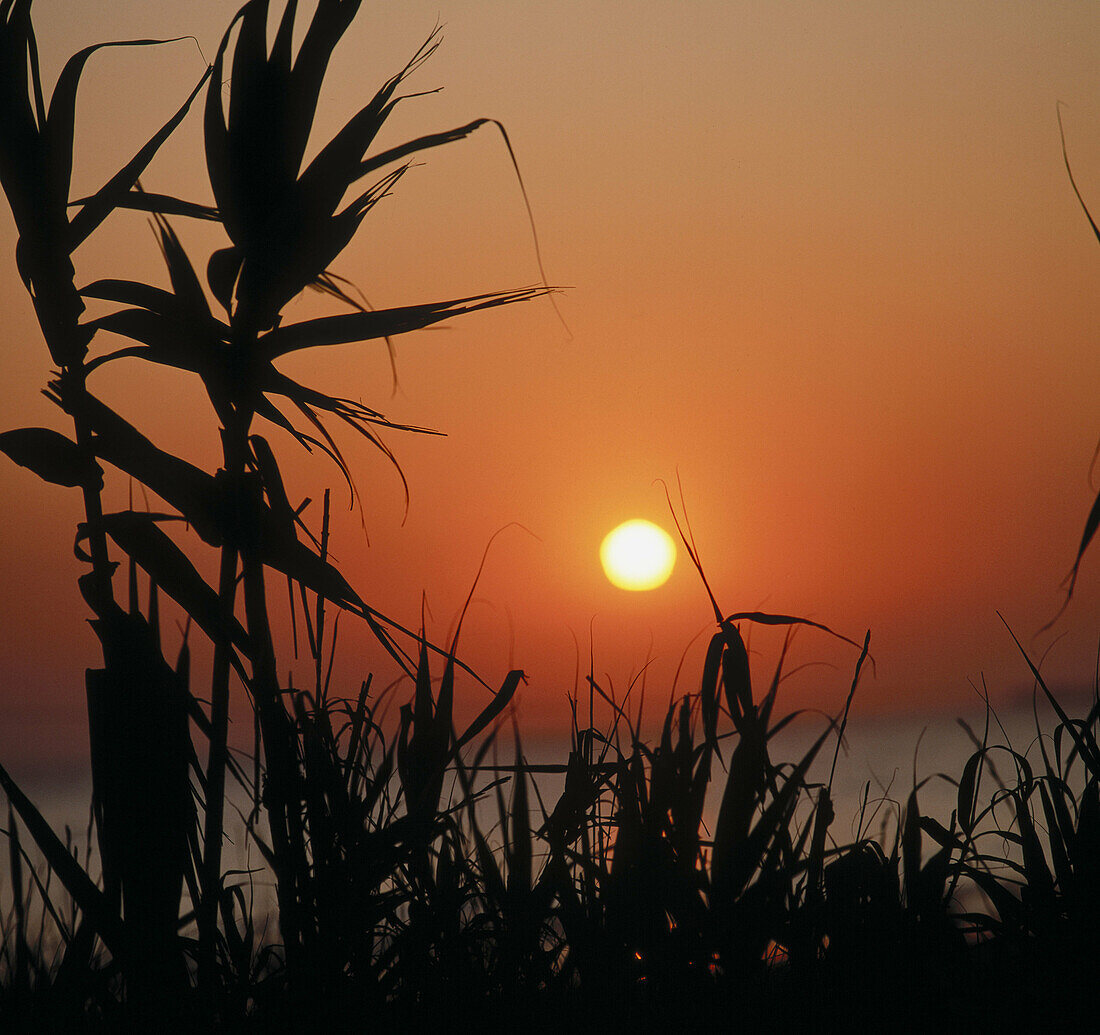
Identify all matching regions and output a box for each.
[0,761,126,961]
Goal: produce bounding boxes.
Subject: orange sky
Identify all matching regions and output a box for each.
[2,0,1099,772]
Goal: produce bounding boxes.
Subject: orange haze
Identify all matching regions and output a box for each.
[2,0,1099,774]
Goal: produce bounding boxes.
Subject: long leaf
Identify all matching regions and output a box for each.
[260,286,551,357]
[297,27,439,217]
[56,387,225,546]
[1066,488,1100,598]
[724,610,874,665]
[81,277,184,315]
[1000,614,1100,776]
[285,0,361,168]
[456,670,525,754]
[70,190,217,222]
[715,724,832,901]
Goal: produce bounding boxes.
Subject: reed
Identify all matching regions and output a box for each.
[1,0,1098,1029]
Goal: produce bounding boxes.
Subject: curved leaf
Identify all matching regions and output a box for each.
[80,277,182,315]
[70,190,218,222]
[67,62,211,248]
[47,36,203,225]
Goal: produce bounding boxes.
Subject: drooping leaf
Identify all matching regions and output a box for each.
[86,307,229,379]
[98,510,250,655]
[81,277,185,315]
[0,426,102,488]
[37,33,207,247]
[724,610,873,664]
[354,118,495,184]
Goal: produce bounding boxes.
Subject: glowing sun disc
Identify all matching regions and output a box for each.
[600,519,677,591]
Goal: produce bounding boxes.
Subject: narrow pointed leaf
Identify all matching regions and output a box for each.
[724,610,872,659]
[508,734,532,896]
[957,751,982,835]
[1065,487,1100,598]
[58,388,224,545]
[1001,615,1100,776]
[260,286,550,357]
[355,118,493,182]
[70,190,217,222]
[80,277,183,315]
[285,0,361,166]
[455,670,524,752]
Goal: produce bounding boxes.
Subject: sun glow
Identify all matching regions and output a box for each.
[600,520,677,591]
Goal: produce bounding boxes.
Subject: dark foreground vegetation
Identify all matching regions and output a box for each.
[1,0,1098,1029]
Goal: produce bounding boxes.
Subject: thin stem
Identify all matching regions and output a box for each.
[197,540,238,999]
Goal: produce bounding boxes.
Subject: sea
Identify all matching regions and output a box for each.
[1,699,1089,931]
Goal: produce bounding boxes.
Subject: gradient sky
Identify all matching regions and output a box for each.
[2,0,1099,773]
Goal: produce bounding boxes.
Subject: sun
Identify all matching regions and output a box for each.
[600,519,677,591]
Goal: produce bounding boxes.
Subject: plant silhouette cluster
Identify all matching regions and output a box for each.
[0,1,1098,1030]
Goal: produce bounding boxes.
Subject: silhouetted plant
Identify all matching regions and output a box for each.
[0,0,543,1022]
[2,1,1099,1030]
